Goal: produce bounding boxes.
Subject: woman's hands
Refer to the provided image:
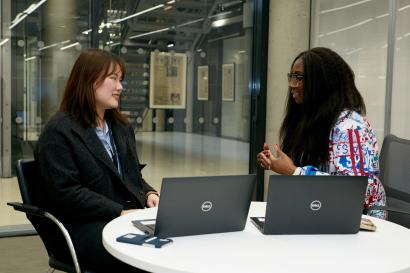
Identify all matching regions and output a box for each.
[146,193,160,208]
[120,209,138,216]
[120,194,159,216]
[257,143,297,175]
[257,143,273,170]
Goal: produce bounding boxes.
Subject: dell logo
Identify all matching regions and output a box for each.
[201,201,213,212]
[310,200,322,211]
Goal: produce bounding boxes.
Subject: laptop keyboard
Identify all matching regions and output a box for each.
[132,220,156,235]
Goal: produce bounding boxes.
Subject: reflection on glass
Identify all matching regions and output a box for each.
[1,1,253,228]
[391,0,410,139]
[311,0,389,140]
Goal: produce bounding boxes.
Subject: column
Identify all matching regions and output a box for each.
[264,0,310,197]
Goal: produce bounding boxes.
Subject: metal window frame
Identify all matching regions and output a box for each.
[249,0,269,201]
[384,0,397,136]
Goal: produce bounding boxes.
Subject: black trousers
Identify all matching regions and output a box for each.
[69,221,148,273]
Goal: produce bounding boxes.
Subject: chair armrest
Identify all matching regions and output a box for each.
[7,201,82,273]
[366,205,410,215]
[7,202,46,217]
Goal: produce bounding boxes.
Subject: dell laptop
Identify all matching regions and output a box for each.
[251,175,368,234]
[133,174,256,238]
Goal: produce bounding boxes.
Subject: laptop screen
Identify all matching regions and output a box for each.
[261,175,368,234]
[153,174,256,238]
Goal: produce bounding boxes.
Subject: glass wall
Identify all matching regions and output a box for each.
[311,0,410,141]
[311,0,389,140]
[1,0,259,230]
[391,0,410,139]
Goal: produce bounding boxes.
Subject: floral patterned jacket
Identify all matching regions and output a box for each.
[296,110,387,219]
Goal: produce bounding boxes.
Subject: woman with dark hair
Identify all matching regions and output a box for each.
[35,49,158,272]
[257,47,386,219]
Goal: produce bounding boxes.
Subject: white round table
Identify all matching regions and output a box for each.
[103,202,410,273]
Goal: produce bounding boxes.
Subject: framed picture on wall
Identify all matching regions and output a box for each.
[149,51,187,109]
[222,63,235,101]
[197,65,209,101]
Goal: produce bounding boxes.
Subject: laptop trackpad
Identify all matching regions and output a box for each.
[132,219,156,235]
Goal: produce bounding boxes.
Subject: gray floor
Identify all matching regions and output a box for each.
[0,235,63,273]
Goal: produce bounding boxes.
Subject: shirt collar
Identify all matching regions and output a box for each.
[95,120,109,136]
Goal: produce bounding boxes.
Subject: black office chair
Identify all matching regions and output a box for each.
[366,134,410,228]
[7,159,93,273]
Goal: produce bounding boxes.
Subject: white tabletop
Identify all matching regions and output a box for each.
[103,202,410,273]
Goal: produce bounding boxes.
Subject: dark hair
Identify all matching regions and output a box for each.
[280,47,366,167]
[59,48,127,127]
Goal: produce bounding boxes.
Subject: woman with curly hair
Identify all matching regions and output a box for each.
[257,47,386,219]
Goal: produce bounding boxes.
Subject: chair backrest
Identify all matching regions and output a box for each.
[16,159,41,206]
[379,134,410,227]
[15,159,72,263]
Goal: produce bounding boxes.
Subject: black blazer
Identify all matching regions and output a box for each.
[34,112,156,223]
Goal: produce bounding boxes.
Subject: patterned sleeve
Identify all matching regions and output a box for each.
[297,112,387,219]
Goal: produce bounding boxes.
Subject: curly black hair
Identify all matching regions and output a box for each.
[280,47,366,167]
